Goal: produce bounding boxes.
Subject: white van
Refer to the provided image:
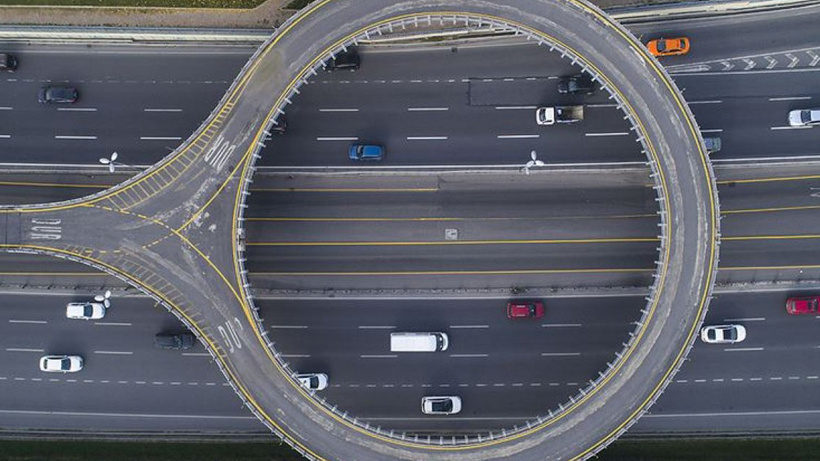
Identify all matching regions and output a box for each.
[390,332,448,352]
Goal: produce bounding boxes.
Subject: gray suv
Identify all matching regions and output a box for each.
[38,85,79,104]
[154,332,195,350]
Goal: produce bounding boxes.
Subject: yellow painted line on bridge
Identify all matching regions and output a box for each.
[722,204,820,215]
[722,264,820,271]
[717,174,820,185]
[723,234,820,242]
[247,213,658,222]
[246,237,659,246]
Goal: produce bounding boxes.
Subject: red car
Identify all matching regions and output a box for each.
[786,296,820,314]
[507,300,545,319]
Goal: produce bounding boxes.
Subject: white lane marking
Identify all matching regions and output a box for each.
[270,325,308,329]
[56,108,97,112]
[8,320,47,324]
[540,352,581,357]
[541,323,582,328]
[724,347,764,352]
[0,107,12,110]
[449,325,489,329]
[93,350,133,355]
[280,354,311,358]
[257,160,646,171]
[357,325,395,329]
[316,137,359,141]
[731,378,744,382]
[94,322,131,327]
[152,381,164,385]
[789,376,800,380]
[181,352,210,357]
[809,376,819,379]
[585,132,629,137]
[54,135,97,140]
[360,354,397,358]
[144,108,183,112]
[364,416,542,421]
[0,135,10,139]
[585,103,618,108]
[406,136,448,140]
[688,100,723,104]
[5,348,44,352]
[769,96,812,101]
[0,409,256,420]
[723,317,765,322]
[318,108,359,112]
[140,137,182,141]
[407,107,449,111]
[700,129,724,133]
[750,377,762,381]
[497,134,540,139]
[495,106,537,110]
[676,379,688,383]
[771,126,813,130]
[449,354,489,358]
[713,378,724,382]
[770,377,783,380]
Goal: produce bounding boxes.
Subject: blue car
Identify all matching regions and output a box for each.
[348,144,384,161]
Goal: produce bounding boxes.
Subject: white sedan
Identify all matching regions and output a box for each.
[700,324,746,344]
[39,355,83,373]
[421,396,462,415]
[296,373,328,391]
[788,108,820,127]
[66,302,106,320]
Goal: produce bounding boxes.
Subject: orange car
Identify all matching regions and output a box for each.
[647,37,690,57]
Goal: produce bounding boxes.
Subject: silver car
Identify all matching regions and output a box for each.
[788,108,820,127]
[421,396,462,415]
[39,355,83,373]
[65,302,106,320]
[700,324,746,344]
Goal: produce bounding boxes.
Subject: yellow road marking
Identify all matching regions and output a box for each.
[723,234,820,241]
[247,213,658,222]
[251,268,651,276]
[718,174,820,185]
[722,204,820,215]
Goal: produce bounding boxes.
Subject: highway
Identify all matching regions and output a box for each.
[0,0,818,458]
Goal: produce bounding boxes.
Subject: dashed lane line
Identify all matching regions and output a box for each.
[724,347,764,352]
[93,350,134,355]
[0,409,255,420]
[94,322,132,327]
[8,320,47,324]
[722,317,765,322]
[5,348,44,353]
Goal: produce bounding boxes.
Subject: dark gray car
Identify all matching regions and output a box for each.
[38,85,79,104]
[0,53,17,72]
[557,74,595,95]
[154,332,195,350]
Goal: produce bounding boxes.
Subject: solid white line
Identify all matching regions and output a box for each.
[450,354,489,358]
[316,137,358,141]
[257,161,647,170]
[360,354,397,358]
[270,325,308,329]
[497,134,540,139]
[144,108,183,112]
[357,325,395,329]
[0,107,12,110]
[56,107,97,112]
[54,135,97,140]
[8,320,47,324]
[0,409,256,420]
[93,350,133,355]
[673,67,820,77]
[771,126,812,130]
[407,107,449,111]
[585,132,629,137]
[585,103,618,108]
[318,108,359,112]
[5,348,44,352]
[541,352,581,357]
[407,136,448,140]
[94,322,131,326]
[769,96,812,101]
[723,317,765,322]
[181,352,210,357]
[542,323,582,328]
[495,106,537,110]
[0,135,10,139]
[140,137,182,141]
[688,100,723,105]
[449,325,489,329]
[724,347,764,352]
[700,129,723,133]
[644,409,820,419]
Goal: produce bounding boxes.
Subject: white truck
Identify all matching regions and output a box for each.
[535,105,584,125]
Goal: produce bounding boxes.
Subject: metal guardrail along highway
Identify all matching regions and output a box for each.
[0,1,719,460]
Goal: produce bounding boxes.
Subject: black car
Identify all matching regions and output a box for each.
[38,85,79,104]
[557,74,595,95]
[154,332,195,350]
[325,49,360,72]
[0,53,17,72]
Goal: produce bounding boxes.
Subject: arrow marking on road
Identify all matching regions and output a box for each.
[787,53,799,68]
